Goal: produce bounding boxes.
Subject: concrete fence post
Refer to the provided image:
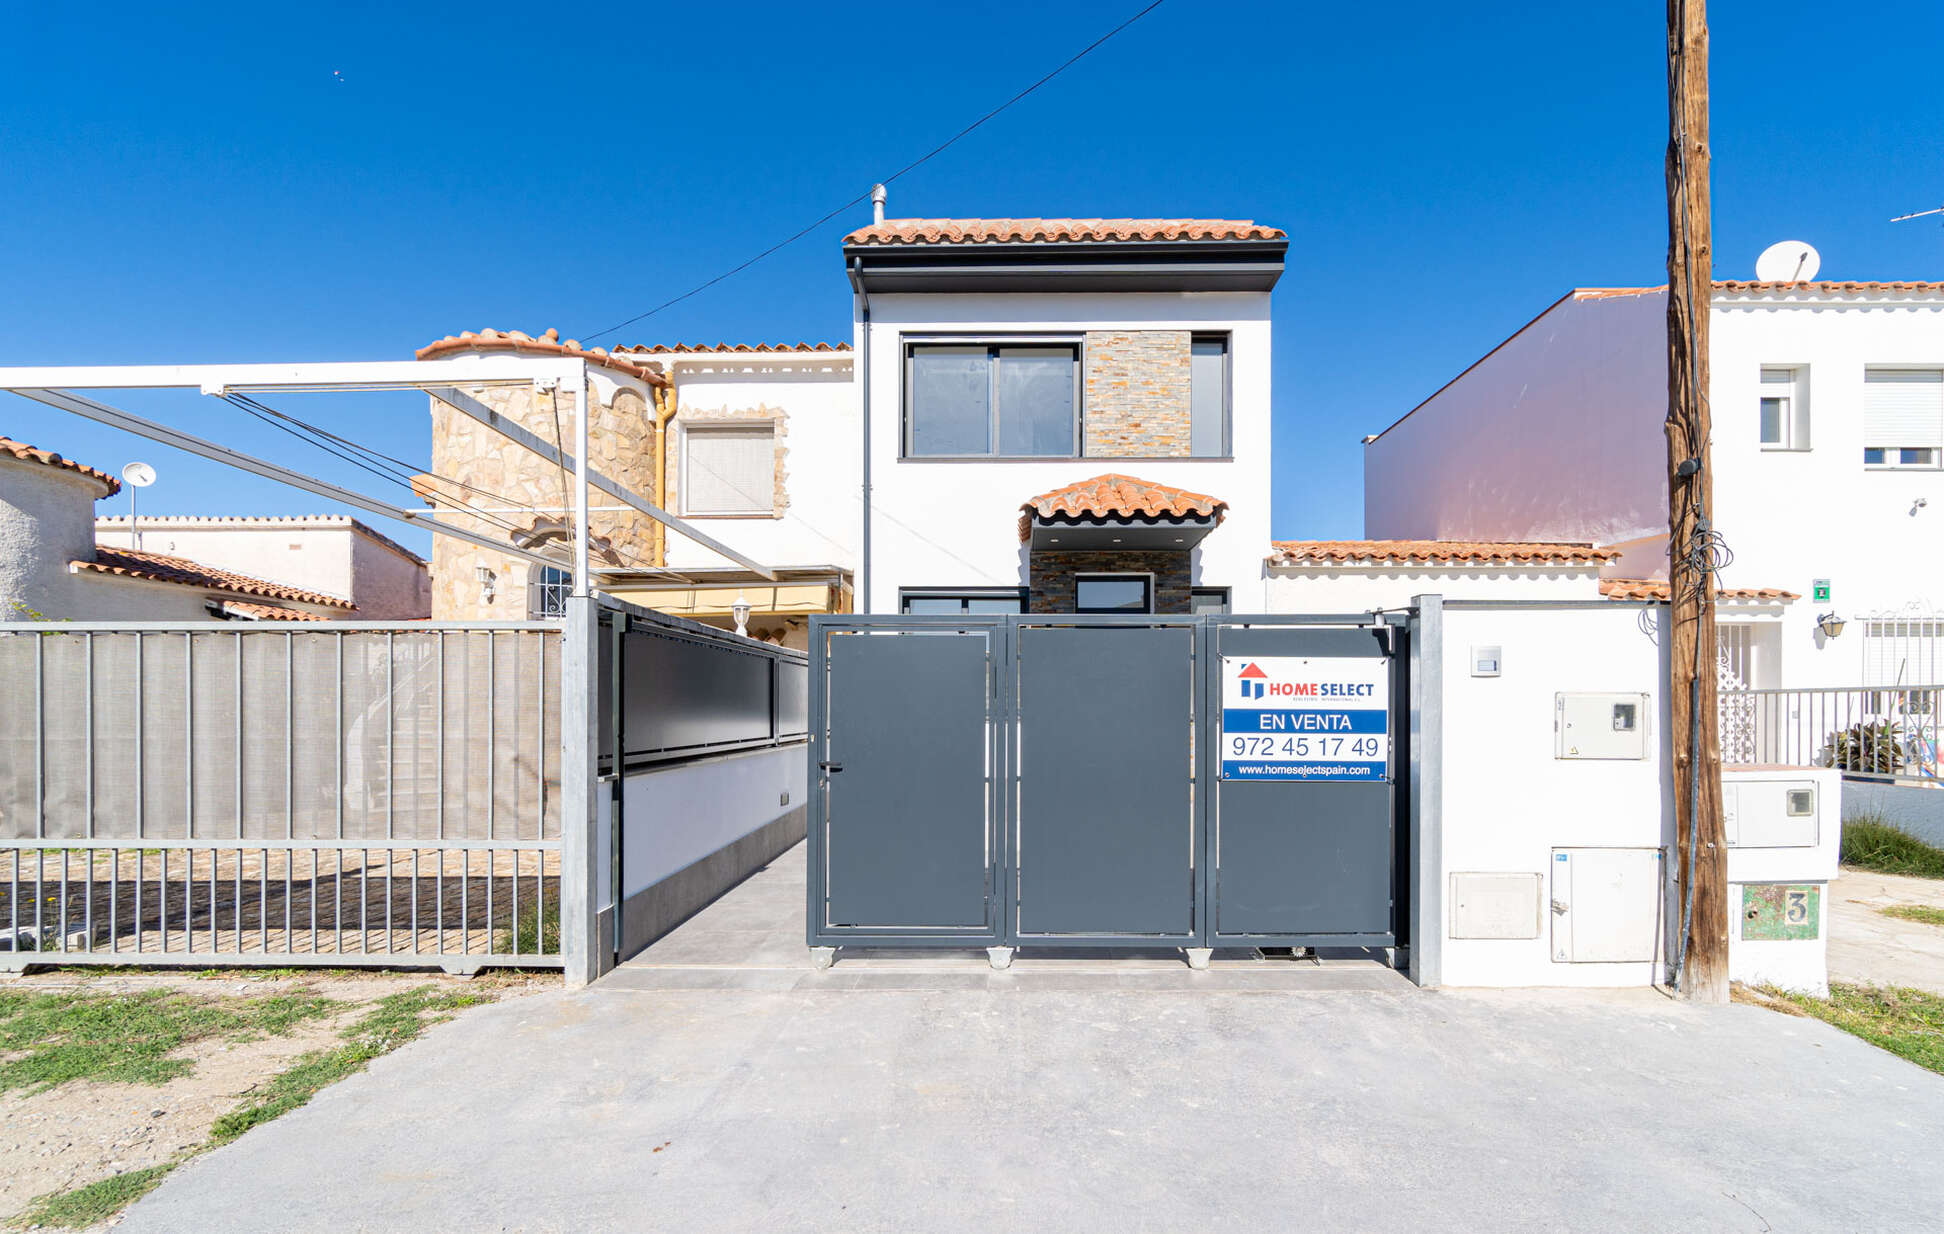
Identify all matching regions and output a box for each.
[560,595,603,988]
[1408,594,1444,989]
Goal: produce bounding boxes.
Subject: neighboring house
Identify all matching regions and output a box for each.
[848,216,1283,615]
[413,332,854,646]
[0,437,357,621]
[1361,276,1944,689]
[95,516,428,619]
[417,209,1285,634]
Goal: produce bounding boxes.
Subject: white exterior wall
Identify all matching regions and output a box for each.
[858,292,1272,613]
[1723,766,1840,996]
[619,745,805,896]
[1436,603,1673,987]
[95,517,428,618]
[1710,296,1944,687]
[1268,564,1601,612]
[1368,288,1944,690]
[0,458,108,619]
[1364,293,1667,548]
[662,359,858,574]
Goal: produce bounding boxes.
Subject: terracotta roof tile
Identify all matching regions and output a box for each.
[845,218,1285,246]
[613,342,851,355]
[416,328,669,387]
[72,546,355,609]
[1575,281,1944,299]
[1599,578,1799,602]
[0,436,120,496]
[1020,474,1227,542]
[1269,540,1619,566]
[219,601,332,622]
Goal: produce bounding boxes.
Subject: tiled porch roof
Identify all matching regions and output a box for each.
[1599,578,1799,602]
[1019,474,1228,543]
[846,218,1284,246]
[416,328,670,387]
[72,546,355,610]
[1269,540,1619,566]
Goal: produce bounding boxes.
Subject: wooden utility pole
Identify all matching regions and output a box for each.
[1665,0,1728,1003]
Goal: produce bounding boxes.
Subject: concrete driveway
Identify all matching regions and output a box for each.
[1829,865,1944,993]
[122,847,1944,1234]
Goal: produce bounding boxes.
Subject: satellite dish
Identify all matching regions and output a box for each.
[1755,240,1820,283]
[121,462,156,487]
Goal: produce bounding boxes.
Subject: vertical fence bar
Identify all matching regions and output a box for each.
[386,630,395,844]
[336,632,345,842]
[437,630,446,843]
[535,631,544,842]
[486,847,495,954]
[34,634,44,841]
[487,631,496,844]
[85,632,94,839]
[135,633,144,841]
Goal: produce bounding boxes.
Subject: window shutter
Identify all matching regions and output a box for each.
[684,426,775,514]
[1863,370,1944,448]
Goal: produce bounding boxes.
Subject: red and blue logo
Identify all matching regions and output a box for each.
[1238,662,1268,699]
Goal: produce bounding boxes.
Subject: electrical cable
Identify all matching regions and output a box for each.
[578,0,1169,344]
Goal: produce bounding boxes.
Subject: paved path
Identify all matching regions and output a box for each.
[120,849,1944,1234]
[1829,865,1944,993]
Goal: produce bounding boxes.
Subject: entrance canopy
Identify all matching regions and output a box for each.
[1018,472,1227,550]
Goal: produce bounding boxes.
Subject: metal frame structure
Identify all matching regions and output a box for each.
[0,358,776,591]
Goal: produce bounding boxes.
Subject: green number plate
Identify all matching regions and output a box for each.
[1741,884,1819,941]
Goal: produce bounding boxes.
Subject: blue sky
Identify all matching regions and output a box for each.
[2,1,1940,552]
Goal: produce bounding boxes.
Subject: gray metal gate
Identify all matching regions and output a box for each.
[806,615,1408,955]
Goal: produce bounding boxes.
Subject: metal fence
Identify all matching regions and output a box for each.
[1720,683,1943,783]
[0,622,562,969]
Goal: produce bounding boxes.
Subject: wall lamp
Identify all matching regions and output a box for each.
[731,591,752,637]
[1816,612,1846,639]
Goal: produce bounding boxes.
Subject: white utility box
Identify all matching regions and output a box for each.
[1554,692,1652,760]
[1723,765,1840,995]
[1550,847,1663,963]
[1450,872,1542,939]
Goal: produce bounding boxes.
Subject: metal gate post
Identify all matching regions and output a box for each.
[1407,595,1445,988]
[559,595,602,988]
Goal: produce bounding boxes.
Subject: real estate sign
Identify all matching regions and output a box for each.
[1219,656,1389,782]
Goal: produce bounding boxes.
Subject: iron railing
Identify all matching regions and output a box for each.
[1720,683,1943,784]
[0,622,562,970]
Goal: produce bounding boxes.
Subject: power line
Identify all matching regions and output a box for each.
[580,0,1168,344]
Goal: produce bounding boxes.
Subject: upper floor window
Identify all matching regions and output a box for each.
[906,342,1078,457]
[1759,366,1808,450]
[684,424,776,514]
[530,566,571,619]
[1190,335,1230,456]
[1863,369,1943,470]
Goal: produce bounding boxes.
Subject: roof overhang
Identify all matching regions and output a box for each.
[1027,515,1221,551]
[845,239,1287,295]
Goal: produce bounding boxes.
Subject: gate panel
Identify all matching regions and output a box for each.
[1015,623,1197,940]
[1209,623,1398,946]
[818,630,996,934]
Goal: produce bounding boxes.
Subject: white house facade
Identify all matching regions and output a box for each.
[847,217,1283,615]
[1362,278,1944,690]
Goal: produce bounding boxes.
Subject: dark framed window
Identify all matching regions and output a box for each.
[1190,334,1230,457]
[905,341,1080,458]
[531,566,571,619]
[1190,587,1230,615]
[899,588,1029,615]
[1074,574,1152,614]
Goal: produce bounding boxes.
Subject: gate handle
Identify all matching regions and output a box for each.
[820,761,845,774]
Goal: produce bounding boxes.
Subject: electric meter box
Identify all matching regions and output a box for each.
[1725,778,1818,849]
[1554,692,1652,760]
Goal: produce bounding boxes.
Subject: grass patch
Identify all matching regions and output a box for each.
[0,989,336,1094]
[1764,982,1944,1077]
[495,899,559,955]
[13,1165,169,1229]
[1842,815,1944,878]
[1883,903,1944,928]
[210,985,489,1145]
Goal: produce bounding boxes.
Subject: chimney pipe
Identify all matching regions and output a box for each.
[870,183,886,226]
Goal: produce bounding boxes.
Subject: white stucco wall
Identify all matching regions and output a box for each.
[1268,564,1602,613]
[857,291,1272,614]
[95,517,427,618]
[0,457,108,619]
[1437,603,1674,988]
[1709,294,1944,687]
[1368,288,1944,690]
[662,359,859,574]
[1364,292,1668,548]
[619,744,806,896]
